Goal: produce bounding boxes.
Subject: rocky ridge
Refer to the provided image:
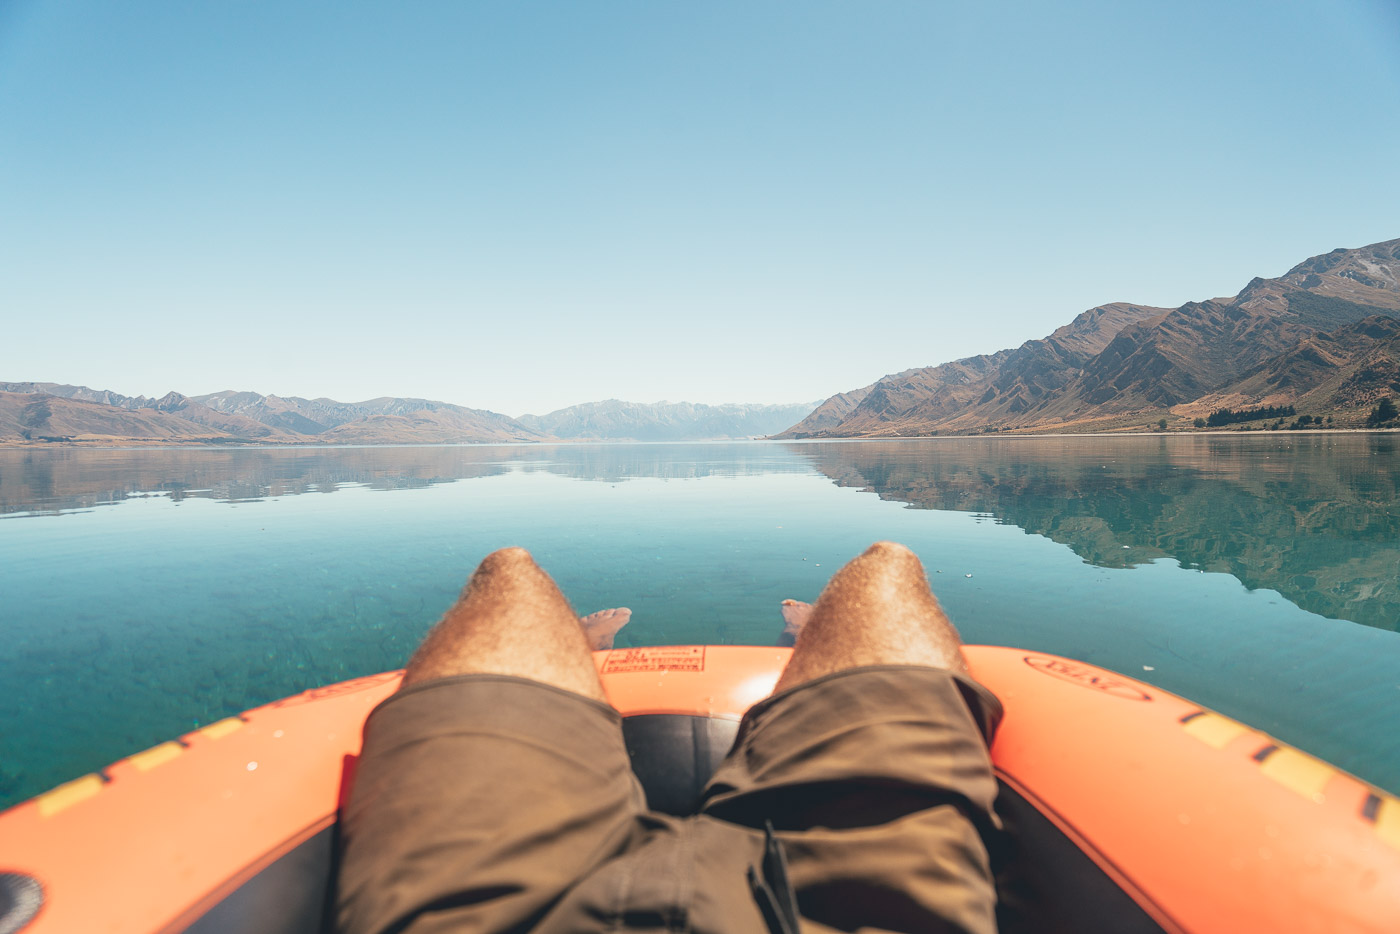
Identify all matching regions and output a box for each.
[779,238,1400,437]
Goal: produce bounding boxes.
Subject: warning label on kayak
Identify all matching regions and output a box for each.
[1023,656,1152,701]
[603,646,706,673]
[271,671,403,708]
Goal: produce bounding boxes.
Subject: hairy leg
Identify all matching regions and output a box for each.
[339,549,644,934]
[775,541,967,693]
[704,544,998,934]
[401,546,607,702]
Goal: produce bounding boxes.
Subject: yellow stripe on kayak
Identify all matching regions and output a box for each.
[1181,712,1247,749]
[1259,748,1334,801]
[36,774,104,817]
[129,741,184,772]
[195,718,244,740]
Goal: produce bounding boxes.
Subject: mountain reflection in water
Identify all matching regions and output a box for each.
[0,443,808,513]
[791,434,1400,632]
[3,436,1395,631]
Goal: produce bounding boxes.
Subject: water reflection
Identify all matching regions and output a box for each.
[3,438,1399,805]
[0,444,812,515]
[3,436,1396,632]
[790,435,1400,631]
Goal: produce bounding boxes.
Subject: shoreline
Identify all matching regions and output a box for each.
[2,427,1398,450]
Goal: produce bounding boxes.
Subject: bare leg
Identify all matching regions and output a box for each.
[401,547,607,703]
[706,544,997,934]
[579,607,632,650]
[775,541,967,693]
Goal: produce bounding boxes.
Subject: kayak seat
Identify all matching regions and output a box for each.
[171,713,1169,934]
[620,714,742,815]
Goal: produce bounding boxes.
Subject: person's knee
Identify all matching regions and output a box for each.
[862,541,917,562]
[477,546,537,573]
[857,541,925,578]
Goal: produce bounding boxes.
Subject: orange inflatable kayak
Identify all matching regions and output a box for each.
[1,645,1398,934]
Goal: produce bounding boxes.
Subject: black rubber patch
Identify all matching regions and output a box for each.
[621,714,742,816]
[992,783,1170,934]
[1362,794,1382,822]
[184,827,334,934]
[0,873,43,934]
[1252,744,1280,763]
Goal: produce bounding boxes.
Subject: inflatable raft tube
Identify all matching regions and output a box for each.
[2,645,1398,934]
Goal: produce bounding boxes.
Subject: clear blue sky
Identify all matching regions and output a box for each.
[2,1,1397,417]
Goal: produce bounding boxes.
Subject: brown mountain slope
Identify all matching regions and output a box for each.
[820,351,1013,437]
[0,391,230,442]
[788,237,1400,437]
[188,391,339,435]
[141,392,300,440]
[1063,300,1316,411]
[1235,239,1400,320]
[1196,316,1400,415]
[0,382,146,409]
[774,386,874,434]
[192,391,550,442]
[0,383,303,439]
[0,385,553,445]
[1039,240,1400,425]
[319,406,551,444]
[779,301,1167,437]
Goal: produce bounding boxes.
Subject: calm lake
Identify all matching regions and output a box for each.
[2,435,1398,808]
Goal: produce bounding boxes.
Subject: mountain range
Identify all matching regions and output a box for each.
[0,385,817,445]
[517,399,818,442]
[5,238,1398,445]
[779,237,1400,437]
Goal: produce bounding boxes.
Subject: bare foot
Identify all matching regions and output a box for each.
[579,607,632,650]
[778,599,812,647]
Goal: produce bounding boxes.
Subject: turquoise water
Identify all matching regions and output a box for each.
[2,436,1398,807]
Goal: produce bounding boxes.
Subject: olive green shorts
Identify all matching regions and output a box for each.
[337,665,1002,934]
